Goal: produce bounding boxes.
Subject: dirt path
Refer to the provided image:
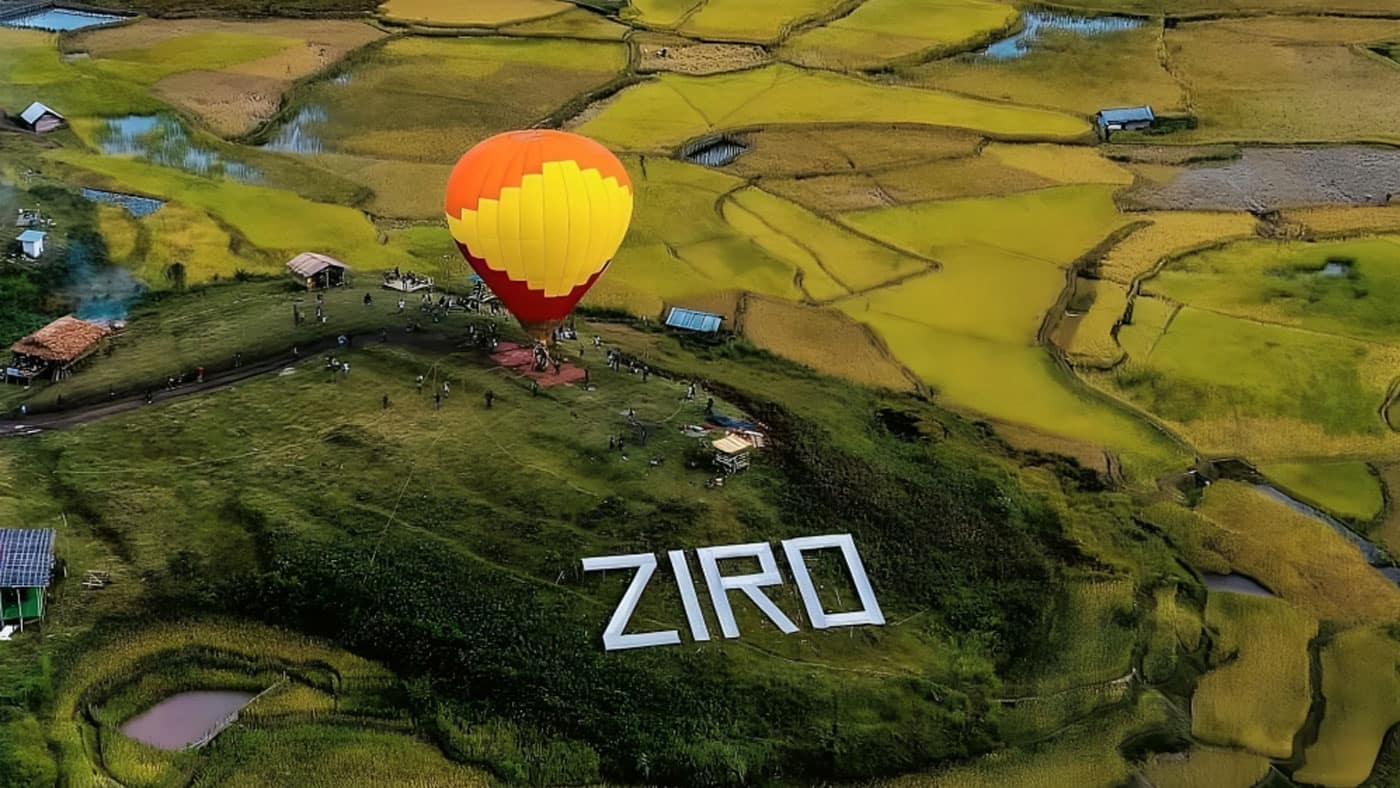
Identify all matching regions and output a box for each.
[0,327,463,438]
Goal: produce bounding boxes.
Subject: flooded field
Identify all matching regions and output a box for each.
[1128,147,1400,212]
[262,105,328,155]
[80,188,164,218]
[984,12,1141,59]
[98,115,260,182]
[120,690,254,750]
[1204,573,1274,597]
[0,7,130,31]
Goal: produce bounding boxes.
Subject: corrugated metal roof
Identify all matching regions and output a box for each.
[0,529,55,588]
[16,230,46,243]
[20,102,62,126]
[1097,106,1155,124]
[665,307,723,333]
[286,252,349,277]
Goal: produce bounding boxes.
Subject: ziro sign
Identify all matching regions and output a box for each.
[582,534,884,651]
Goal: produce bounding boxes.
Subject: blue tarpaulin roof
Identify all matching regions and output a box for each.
[0,529,55,588]
[665,307,723,333]
[16,230,46,243]
[1097,106,1155,125]
[707,414,760,431]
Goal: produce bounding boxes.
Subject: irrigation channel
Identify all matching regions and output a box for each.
[1208,459,1400,584]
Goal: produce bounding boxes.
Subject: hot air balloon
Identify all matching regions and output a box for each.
[444,129,633,346]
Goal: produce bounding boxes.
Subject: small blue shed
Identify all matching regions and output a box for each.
[664,307,724,333]
[1096,106,1155,135]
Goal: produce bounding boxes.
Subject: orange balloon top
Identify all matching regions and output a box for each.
[445,129,632,213]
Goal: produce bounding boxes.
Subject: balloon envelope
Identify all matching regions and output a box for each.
[445,129,633,340]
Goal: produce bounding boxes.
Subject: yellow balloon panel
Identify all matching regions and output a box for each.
[447,160,633,297]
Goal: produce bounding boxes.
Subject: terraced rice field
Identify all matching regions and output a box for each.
[1140,746,1271,788]
[629,0,841,42]
[782,0,1017,70]
[577,65,1091,151]
[378,0,571,27]
[1297,626,1400,787]
[69,19,385,136]
[1174,482,1400,624]
[1166,18,1400,145]
[291,36,628,163]
[905,24,1184,116]
[1191,592,1316,759]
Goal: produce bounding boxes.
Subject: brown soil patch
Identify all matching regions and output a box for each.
[638,43,768,75]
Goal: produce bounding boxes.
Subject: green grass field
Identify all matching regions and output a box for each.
[1148,236,1400,343]
[578,65,1091,151]
[1191,593,1316,759]
[904,24,1185,117]
[782,0,1017,70]
[1259,461,1383,522]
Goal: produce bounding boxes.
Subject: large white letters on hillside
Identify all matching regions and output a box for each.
[581,534,884,651]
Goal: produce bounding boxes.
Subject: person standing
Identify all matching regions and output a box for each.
[382,394,391,410]
[196,366,205,383]
[484,389,495,408]
[416,374,424,393]
[434,392,442,410]
[442,381,451,398]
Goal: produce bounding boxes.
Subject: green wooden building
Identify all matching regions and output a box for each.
[0,529,55,627]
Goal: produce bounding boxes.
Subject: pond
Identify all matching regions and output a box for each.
[1316,260,1352,278]
[97,114,261,182]
[262,105,328,155]
[80,188,164,218]
[681,138,747,167]
[63,235,143,321]
[1128,146,1400,212]
[0,7,131,31]
[120,690,255,751]
[1203,573,1274,597]
[984,12,1142,60]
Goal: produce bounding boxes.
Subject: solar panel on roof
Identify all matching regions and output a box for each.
[665,308,723,333]
[0,529,55,588]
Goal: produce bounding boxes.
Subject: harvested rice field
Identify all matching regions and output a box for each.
[69,19,385,136]
[782,0,1017,70]
[576,65,1092,151]
[377,0,571,27]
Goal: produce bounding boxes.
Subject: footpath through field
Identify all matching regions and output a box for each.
[0,327,465,436]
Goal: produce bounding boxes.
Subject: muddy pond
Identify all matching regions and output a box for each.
[121,690,254,750]
[1128,146,1400,212]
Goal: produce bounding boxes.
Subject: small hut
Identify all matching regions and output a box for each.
[19,102,65,134]
[0,529,55,632]
[1095,106,1155,138]
[711,433,754,474]
[17,229,46,258]
[8,315,110,382]
[286,252,350,290]
[664,307,724,333]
